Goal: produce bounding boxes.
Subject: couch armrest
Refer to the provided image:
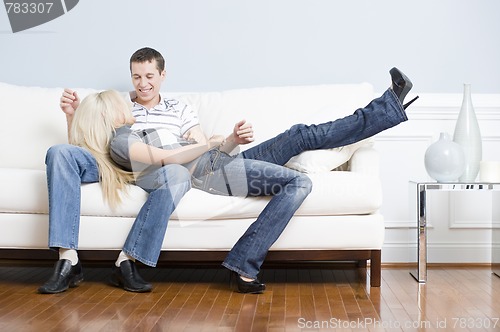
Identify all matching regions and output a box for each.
[348,145,380,176]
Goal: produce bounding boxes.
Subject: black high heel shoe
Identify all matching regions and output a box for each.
[403,95,419,110]
[390,67,413,104]
[230,271,266,294]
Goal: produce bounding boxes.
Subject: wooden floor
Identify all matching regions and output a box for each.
[1,263,500,331]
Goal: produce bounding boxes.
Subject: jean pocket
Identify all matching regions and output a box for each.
[191,172,230,196]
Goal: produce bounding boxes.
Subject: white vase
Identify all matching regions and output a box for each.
[424,132,465,182]
[453,84,482,182]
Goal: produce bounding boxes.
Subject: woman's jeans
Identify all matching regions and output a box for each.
[191,152,313,279]
[241,88,407,165]
[45,145,191,266]
[193,88,407,278]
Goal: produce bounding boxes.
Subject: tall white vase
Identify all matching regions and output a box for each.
[452,84,482,182]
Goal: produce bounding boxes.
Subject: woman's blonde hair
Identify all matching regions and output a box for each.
[69,90,135,209]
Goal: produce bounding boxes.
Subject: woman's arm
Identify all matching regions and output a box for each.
[183,125,207,145]
[129,135,225,166]
[220,120,254,154]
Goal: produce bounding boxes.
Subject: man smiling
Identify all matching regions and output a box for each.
[130,51,165,108]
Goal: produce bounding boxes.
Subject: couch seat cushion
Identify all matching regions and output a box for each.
[0,168,381,219]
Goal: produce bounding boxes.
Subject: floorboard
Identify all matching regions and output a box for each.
[1,264,500,331]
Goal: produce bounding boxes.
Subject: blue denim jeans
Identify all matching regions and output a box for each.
[242,88,407,165]
[191,151,313,279]
[45,145,191,266]
[193,88,407,278]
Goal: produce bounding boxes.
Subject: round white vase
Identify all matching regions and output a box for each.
[452,83,482,182]
[424,132,466,182]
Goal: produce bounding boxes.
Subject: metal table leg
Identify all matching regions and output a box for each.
[411,183,427,282]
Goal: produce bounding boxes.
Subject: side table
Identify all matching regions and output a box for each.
[409,181,500,283]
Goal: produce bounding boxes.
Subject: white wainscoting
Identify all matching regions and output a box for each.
[374,92,500,263]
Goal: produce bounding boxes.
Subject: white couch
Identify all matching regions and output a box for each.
[0,82,384,286]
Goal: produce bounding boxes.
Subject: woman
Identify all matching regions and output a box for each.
[70,90,313,294]
[69,68,414,293]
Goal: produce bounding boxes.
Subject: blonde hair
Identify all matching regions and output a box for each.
[69,90,135,209]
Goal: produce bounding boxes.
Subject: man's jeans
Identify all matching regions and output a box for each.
[193,88,407,279]
[45,145,191,266]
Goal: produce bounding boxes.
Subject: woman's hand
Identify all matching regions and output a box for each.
[60,88,80,116]
[232,120,254,145]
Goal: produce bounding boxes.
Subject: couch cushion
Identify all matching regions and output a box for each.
[0,168,381,219]
[178,83,375,153]
[0,82,101,170]
[1,82,374,170]
[0,213,385,250]
[0,83,65,170]
[285,138,373,173]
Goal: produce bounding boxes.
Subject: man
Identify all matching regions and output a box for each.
[38,47,254,294]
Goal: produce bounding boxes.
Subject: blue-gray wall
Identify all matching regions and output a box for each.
[1,0,499,93]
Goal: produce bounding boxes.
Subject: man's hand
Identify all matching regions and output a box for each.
[232,120,254,145]
[60,88,80,116]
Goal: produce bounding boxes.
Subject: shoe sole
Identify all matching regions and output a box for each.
[229,271,266,294]
[70,273,84,287]
[109,274,152,293]
[38,273,84,294]
[236,288,266,294]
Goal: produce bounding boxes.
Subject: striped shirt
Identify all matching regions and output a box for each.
[129,93,199,140]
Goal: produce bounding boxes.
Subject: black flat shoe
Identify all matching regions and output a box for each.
[110,260,152,293]
[230,271,266,294]
[38,259,83,294]
[390,67,413,104]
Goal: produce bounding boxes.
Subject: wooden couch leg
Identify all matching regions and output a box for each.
[370,250,381,287]
[357,260,367,268]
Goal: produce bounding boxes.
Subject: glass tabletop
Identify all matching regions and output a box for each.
[410,181,500,191]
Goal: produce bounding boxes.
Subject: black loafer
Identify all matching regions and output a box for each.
[110,260,152,293]
[38,259,84,294]
[230,271,266,294]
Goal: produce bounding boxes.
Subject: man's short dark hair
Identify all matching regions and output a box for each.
[130,47,165,73]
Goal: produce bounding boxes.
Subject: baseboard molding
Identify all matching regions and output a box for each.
[381,262,493,269]
[382,242,492,264]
